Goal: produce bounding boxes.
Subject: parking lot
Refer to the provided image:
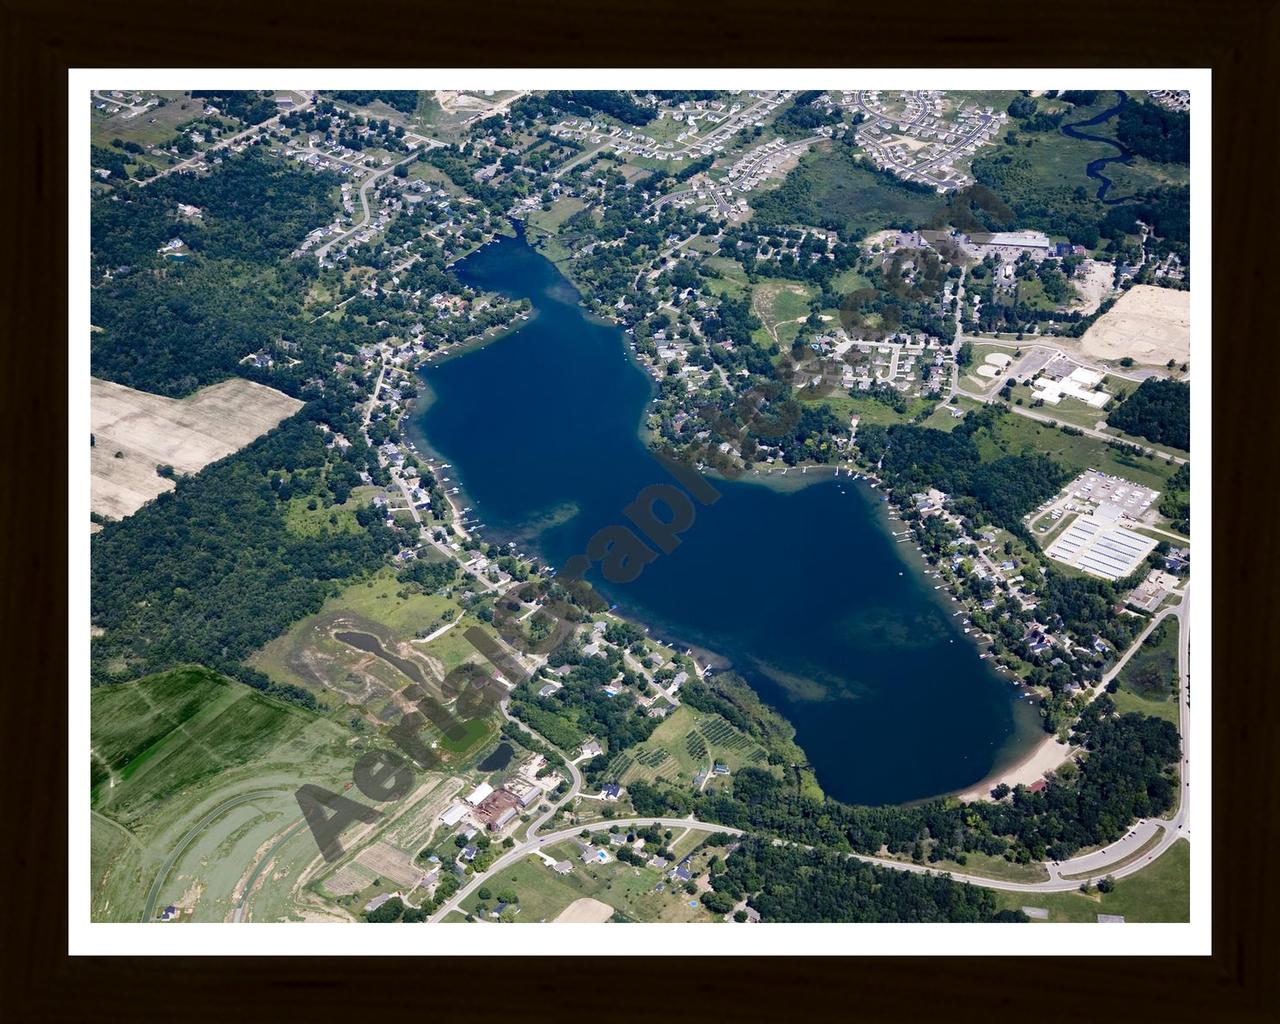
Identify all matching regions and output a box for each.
[1066,469,1160,521]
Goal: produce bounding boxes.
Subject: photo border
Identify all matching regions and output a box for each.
[3,0,1274,1016]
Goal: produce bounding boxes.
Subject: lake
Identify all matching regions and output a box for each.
[410,230,1041,805]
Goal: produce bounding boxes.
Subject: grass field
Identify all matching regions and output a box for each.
[978,406,1182,495]
[1112,617,1180,725]
[1003,383,1190,459]
[1106,154,1190,195]
[751,142,947,242]
[751,278,816,347]
[611,705,773,791]
[998,839,1190,923]
[831,268,872,294]
[972,91,1125,197]
[90,666,375,922]
[813,391,937,429]
[702,256,752,300]
[91,91,204,151]
[918,401,969,432]
[526,196,587,234]
[246,568,503,767]
[282,491,366,538]
[456,849,715,923]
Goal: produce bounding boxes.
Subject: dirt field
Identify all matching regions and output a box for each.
[1070,260,1118,315]
[91,377,303,521]
[1080,285,1191,366]
[356,842,426,889]
[553,896,615,923]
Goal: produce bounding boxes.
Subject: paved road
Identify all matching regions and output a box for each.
[230,819,308,922]
[848,89,997,183]
[315,147,435,261]
[954,334,1188,464]
[1030,587,1191,886]
[138,94,315,187]
[428,816,741,921]
[651,135,822,213]
[956,376,1188,466]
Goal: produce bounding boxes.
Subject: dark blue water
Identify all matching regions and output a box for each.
[411,231,1040,805]
[478,742,514,772]
[1061,91,1134,204]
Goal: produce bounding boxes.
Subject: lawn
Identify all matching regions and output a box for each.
[918,401,969,432]
[458,848,714,923]
[998,839,1190,923]
[1003,384,1107,430]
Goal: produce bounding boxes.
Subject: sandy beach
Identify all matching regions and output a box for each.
[953,733,1077,802]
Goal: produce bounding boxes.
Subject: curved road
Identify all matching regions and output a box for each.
[431,588,1191,913]
[141,788,286,922]
[428,816,740,921]
[314,146,437,261]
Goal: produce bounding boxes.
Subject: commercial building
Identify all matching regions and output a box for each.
[1044,514,1157,580]
[464,782,494,806]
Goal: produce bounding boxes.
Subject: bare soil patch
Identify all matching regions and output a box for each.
[91,377,303,521]
[356,842,426,889]
[1079,285,1190,366]
[553,896,615,923]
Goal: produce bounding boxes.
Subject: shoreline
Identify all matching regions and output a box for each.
[951,732,1076,803]
[402,235,1045,810]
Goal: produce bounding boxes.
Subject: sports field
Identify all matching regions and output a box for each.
[91,376,303,521]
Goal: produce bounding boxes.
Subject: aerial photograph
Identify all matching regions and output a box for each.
[85,83,1196,932]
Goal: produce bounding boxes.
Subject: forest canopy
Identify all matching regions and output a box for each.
[1116,101,1191,165]
[1107,377,1190,450]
